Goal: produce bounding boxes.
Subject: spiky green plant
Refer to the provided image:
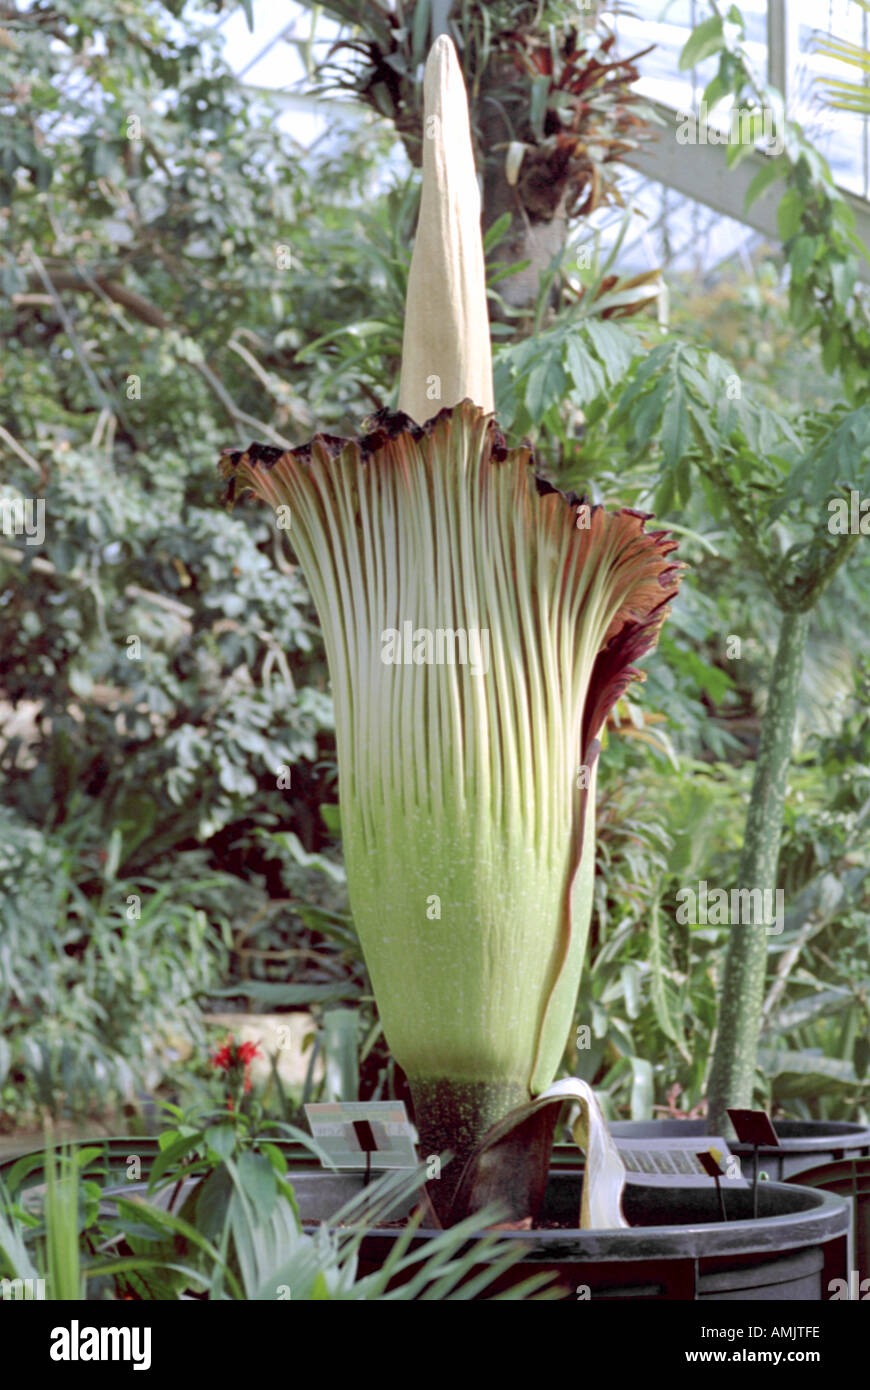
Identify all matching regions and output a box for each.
[220,36,682,1225]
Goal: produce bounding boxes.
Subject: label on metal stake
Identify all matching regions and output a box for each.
[304,1101,418,1169]
[614,1136,748,1185]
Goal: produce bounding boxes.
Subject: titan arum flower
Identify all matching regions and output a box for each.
[221,36,683,1228]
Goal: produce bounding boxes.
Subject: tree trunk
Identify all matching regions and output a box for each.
[477,56,570,324]
[706,607,810,1134]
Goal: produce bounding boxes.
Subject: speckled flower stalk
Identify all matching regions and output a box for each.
[220,36,683,1226]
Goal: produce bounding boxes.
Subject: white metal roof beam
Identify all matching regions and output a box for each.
[627,100,870,283]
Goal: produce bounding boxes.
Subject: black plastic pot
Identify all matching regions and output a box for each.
[4,1137,849,1300]
[608,1118,870,1182]
[295,1166,849,1300]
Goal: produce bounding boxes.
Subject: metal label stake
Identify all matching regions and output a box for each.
[727,1108,780,1218]
[353,1119,378,1188]
[698,1149,729,1221]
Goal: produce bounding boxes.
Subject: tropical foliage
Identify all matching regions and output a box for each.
[1,0,868,1166]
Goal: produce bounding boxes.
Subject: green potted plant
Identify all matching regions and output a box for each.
[216,35,850,1299]
[221,33,682,1229]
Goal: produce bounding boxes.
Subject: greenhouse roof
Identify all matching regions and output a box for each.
[208,0,870,278]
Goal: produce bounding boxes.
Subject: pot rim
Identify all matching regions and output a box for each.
[291,1170,849,1259]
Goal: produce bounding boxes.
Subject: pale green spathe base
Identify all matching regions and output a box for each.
[344,780,597,1095]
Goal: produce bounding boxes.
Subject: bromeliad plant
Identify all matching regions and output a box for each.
[221,37,683,1227]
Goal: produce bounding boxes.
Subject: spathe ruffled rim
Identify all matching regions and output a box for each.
[219,399,685,754]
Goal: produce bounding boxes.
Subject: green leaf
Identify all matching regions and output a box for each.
[483,211,512,253]
[565,335,605,403]
[776,187,804,242]
[679,16,725,71]
[108,1194,241,1296]
[583,319,637,382]
[703,63,733,113]
[675,456,692,506]
[660,382,691,468]
[529,73,550,138]
[204,1124,236,1160]
[319,803,342,836]
[259,1143,287,1177]
[649,898,688,1055]
[525,354,566,422]
[620,963,640,1020]
[773,989,851,1032]
[628,374,669,453]
[263,830,346,882]
[206,981,359,1005]
[148,1131,205,1189]
[788,280,814,331]
[234,1151,278,1225]
[789,234,819,280]
[830,258,857,309]
[196,1163,233,1238]
[745,155,788,209]
[72,1146,105,1172]
[654,470,676,518]
[629,1057,654,1120]
[685,398,718,452]
[758,1049,865,1093]
[821,324,842,375]
[725,137,755,170]
[411,0,432,65]
[103,826,122,880]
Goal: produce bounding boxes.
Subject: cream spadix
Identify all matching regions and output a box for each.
[397,35,493,422]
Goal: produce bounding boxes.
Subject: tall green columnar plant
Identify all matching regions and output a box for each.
[705,582,847,1130]
[221,37,682,1226]
[689,5,870,1132]
[614,346,867,1133]
[616,4,870,1133]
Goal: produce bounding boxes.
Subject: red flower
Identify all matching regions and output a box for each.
[211,1039,234,1071]
[209,1036,262,1103]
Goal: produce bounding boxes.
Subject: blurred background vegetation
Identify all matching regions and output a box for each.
[1,0,869,1141]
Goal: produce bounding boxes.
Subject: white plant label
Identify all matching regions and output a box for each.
[304,1101,418,1169]
[614,1136,748,1186]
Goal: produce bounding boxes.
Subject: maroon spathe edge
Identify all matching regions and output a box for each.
[581,591,679,760]
[217,399,614,516]
[218,401,686,711]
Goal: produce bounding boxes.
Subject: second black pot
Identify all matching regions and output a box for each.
[607,1118,870,1181]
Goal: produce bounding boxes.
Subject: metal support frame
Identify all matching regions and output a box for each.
[766,0,790,111]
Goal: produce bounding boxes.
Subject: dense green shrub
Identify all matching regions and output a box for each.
[0,805,239,1125]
